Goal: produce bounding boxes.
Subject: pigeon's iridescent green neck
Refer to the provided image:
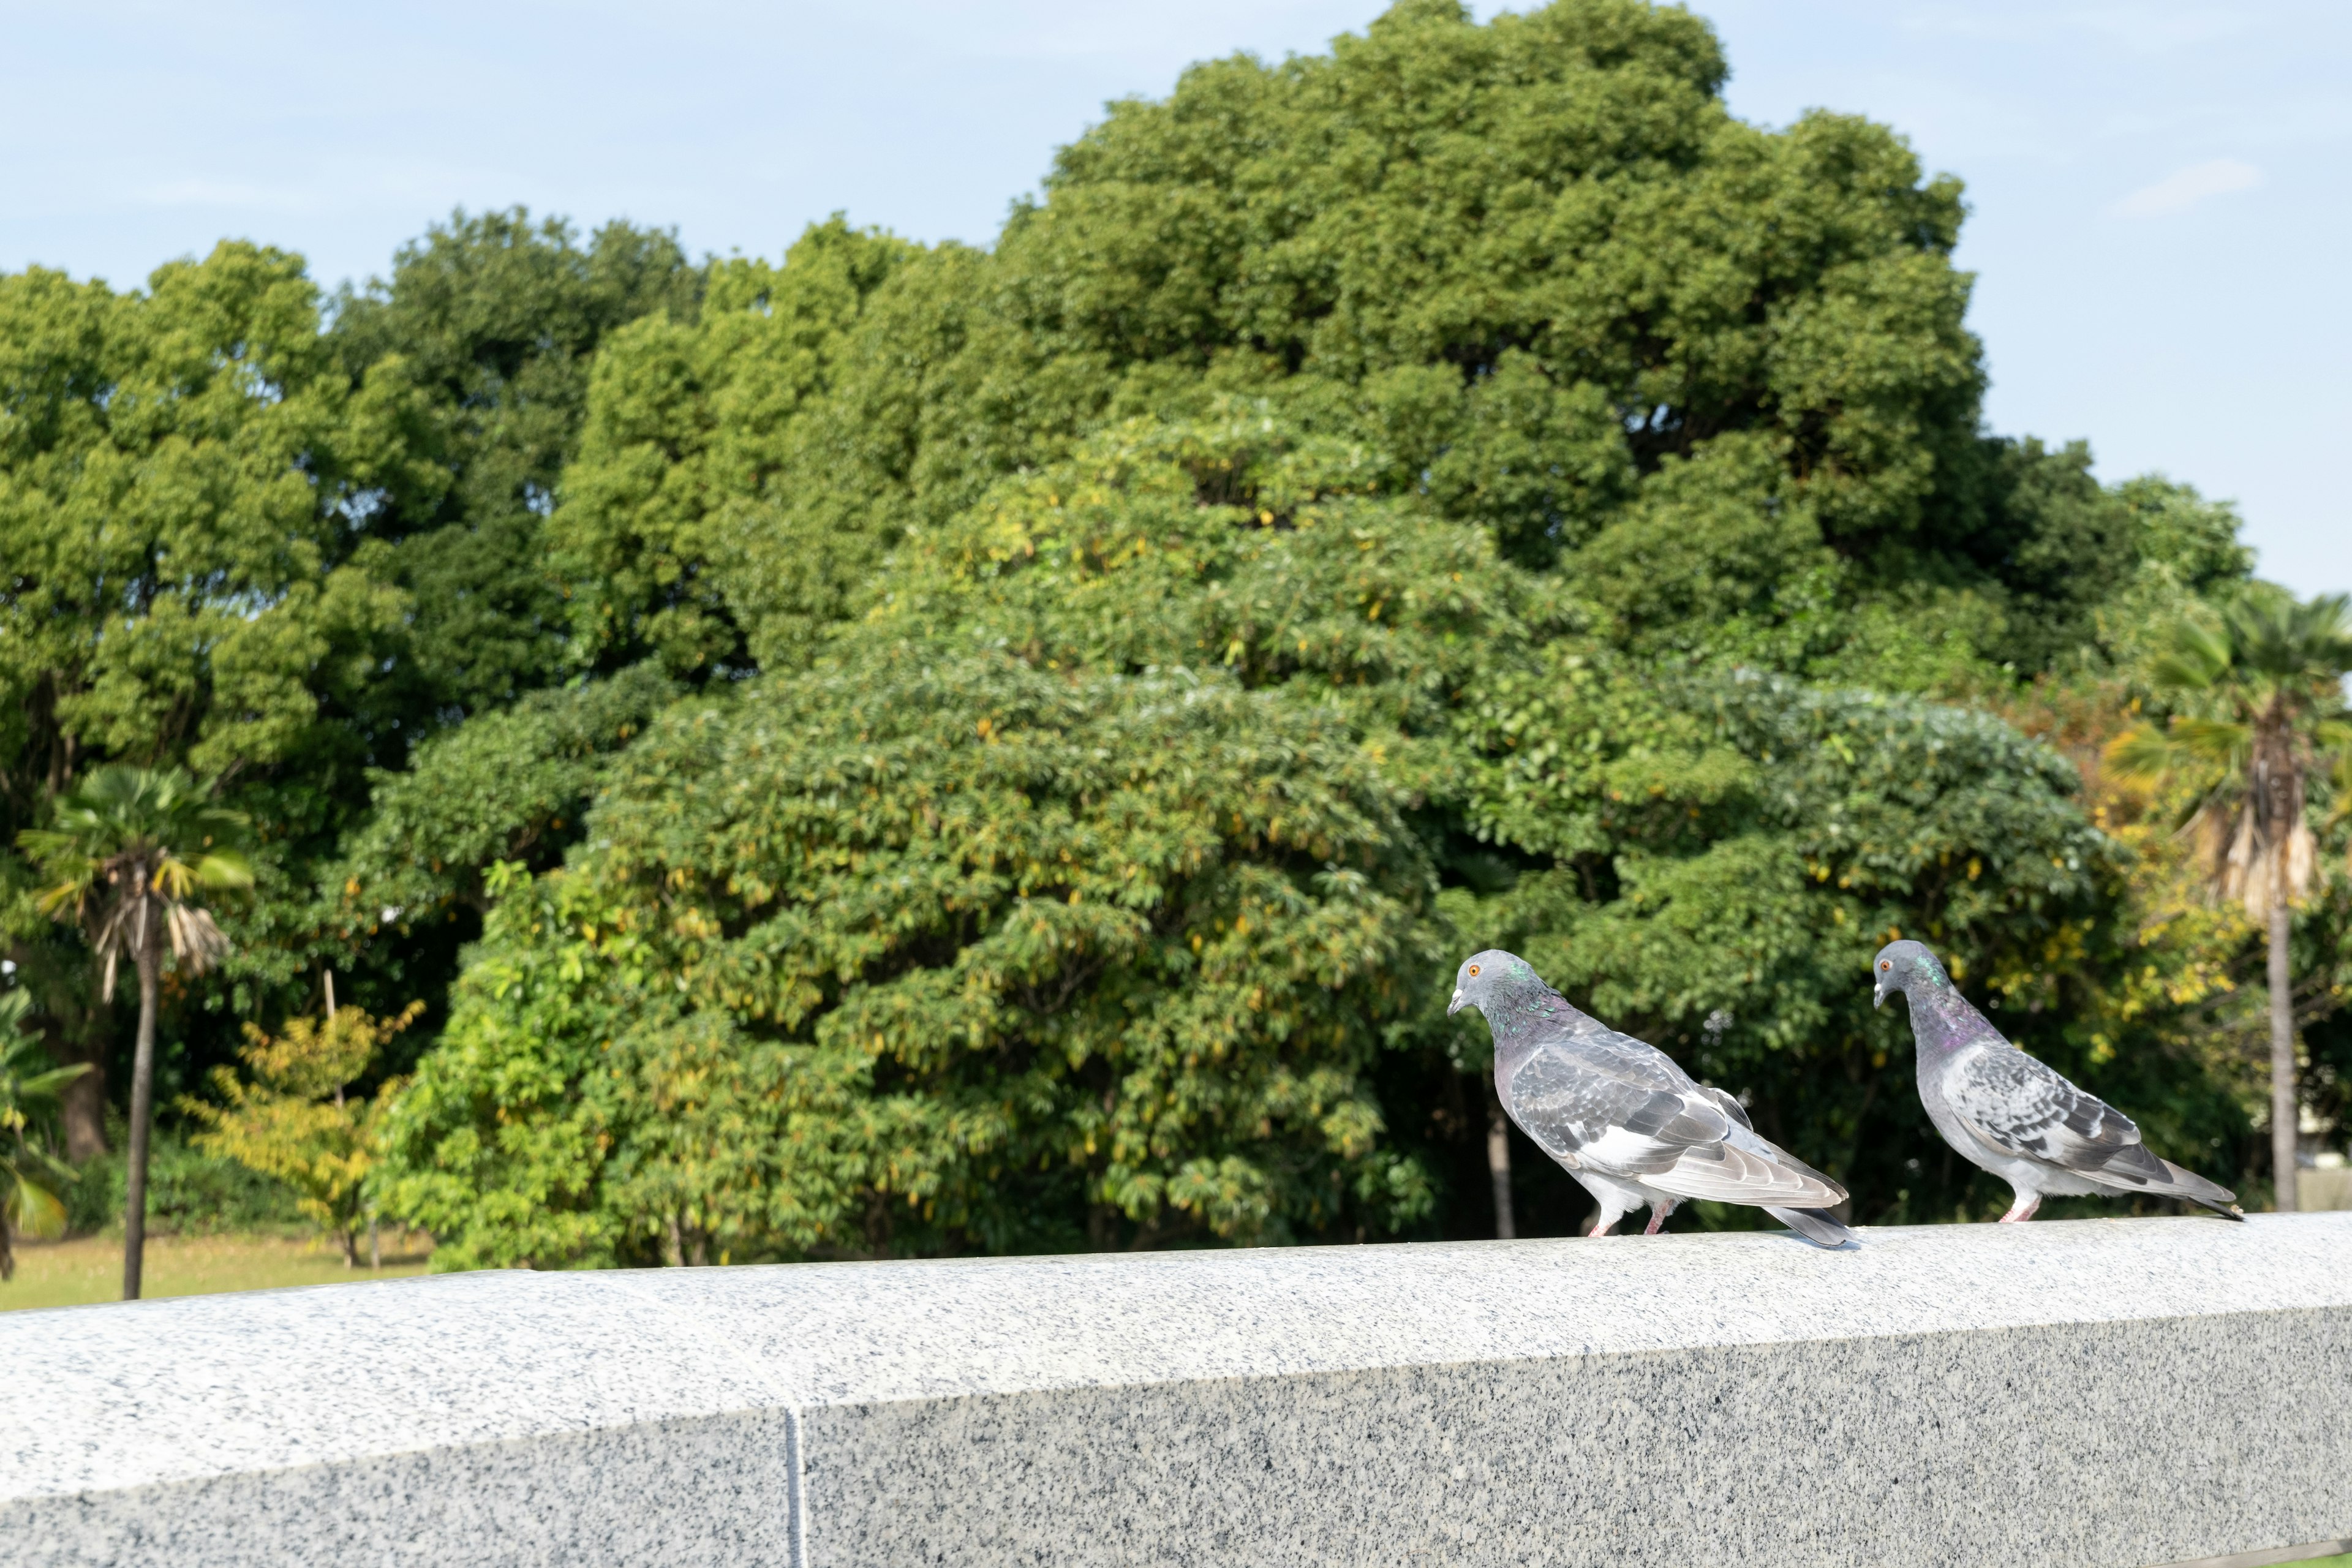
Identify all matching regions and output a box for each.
[1482,969,1578,1058]
[1895,964,1983,1055]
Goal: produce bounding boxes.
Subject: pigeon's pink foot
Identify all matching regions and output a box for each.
[1997,1194,2042,1224]
[1589,1218,1618,1237]
[1642,1201,1678,1236]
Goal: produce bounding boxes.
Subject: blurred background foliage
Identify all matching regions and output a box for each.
[1,0,2342,1268]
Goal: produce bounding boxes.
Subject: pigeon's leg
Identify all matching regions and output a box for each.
[1580,1178,1640,1237]
[1642,1199,1679,1237]
[1996,1192,2042,1224]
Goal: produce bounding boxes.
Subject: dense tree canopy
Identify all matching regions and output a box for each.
[327,209,702,715]
[382,653,1438,1266]
[1,0,2334,1267]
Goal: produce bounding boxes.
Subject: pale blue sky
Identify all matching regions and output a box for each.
[2,1,2342,595]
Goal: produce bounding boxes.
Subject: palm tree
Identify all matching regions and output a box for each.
[1,988,88,1282]
[17,767,253,1298]
[2109,590,2352,1212]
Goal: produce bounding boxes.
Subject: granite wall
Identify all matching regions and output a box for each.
[5,1215,2350,1567]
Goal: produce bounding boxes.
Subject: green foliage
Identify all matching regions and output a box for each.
[380,653,1437,1267]
[329,663,679,925]
[2109,589,2352,918]
[328,209,704,714]
[0,243,410,809]
[543,0,2214,710]
[549,219,917,676]
[61,1126,306,1237]
[867,407,1569,746]
[1000,1,1979,567]
[0,240,418,1144]
[0,989,84,1278]
[378,395,2143,1248]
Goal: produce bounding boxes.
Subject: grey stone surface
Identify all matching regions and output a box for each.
[4,1215,2350,1567]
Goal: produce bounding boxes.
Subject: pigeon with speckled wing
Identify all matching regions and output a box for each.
[1450,949,1855,1247]
[1872,939,2242,1223]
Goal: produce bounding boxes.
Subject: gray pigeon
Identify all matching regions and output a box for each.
[1450,949,1855,1247]
[1873,940,2242,1221]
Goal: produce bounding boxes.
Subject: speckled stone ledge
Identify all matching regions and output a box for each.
[5,1216,2350,1568]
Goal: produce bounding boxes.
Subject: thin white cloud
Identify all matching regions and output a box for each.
[2107,157,2263,216]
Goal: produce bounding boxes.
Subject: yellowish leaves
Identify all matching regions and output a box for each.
[186,1001,423,1254]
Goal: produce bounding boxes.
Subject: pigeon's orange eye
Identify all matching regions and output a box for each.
[1468,964,1481,976]
[1880,960,1891,971]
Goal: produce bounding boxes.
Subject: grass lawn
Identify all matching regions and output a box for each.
[1,1231,434,1312]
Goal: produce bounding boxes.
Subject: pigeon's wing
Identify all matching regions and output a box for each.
[1503,1010,1846,1209]
[1501,1033,1732,1178]
[1691,1084,1849,1202]
[1941,1045,2162,1180]
[1695,1084,1754,1131]
[1721,1119,1844,1196]
[1644,1139,1847,1208]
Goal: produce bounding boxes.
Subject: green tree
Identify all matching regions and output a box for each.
[549,219,914,676]
[327,663,679,925]
[548,0,2177,709]
[18,767,254,1297]
[0,241,410,1154]
[327,208,704,715]
[379,407,2127,1250]
[2109,590,2352,1210]
[379,654,1436,1267]
[0,988,85,1280]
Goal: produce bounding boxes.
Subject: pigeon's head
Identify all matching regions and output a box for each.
[1449,949,1532,1017]
[1872,940,1949,1009]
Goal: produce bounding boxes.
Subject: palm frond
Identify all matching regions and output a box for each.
[4,1166,68,1242]
[2105,722,2185,784]
[165,904,233,976]
[2149,617,2231,692]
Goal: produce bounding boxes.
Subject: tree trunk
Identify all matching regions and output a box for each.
[32,955,109,1160]
[58,1032,107,1162]
[2268,894,2299,1213]
[123,895,160,1301]
[1483,1072,1517,1241]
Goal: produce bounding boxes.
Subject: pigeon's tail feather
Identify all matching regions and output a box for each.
[1766,1207,1857,1249]
[2150,1159,2244,1219]
[2092,1156,2244,1219]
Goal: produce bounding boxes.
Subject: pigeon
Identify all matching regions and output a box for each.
[1450,949,1855,1248]
[1873,939,2242,1222]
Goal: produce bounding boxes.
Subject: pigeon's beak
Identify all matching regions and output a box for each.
[1447,989,1466,1016]
[1872,981,1888,1010]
